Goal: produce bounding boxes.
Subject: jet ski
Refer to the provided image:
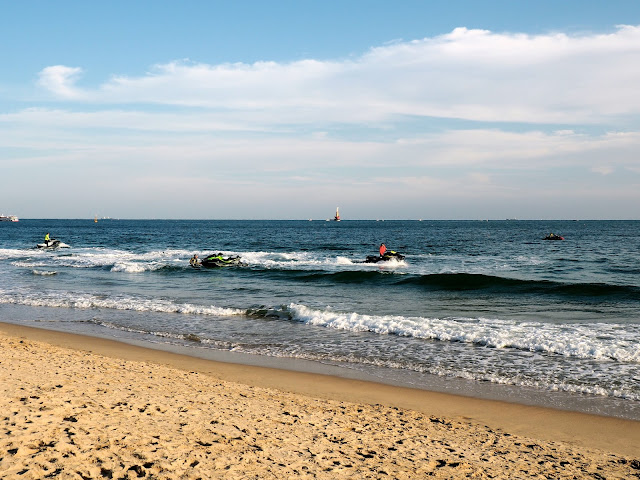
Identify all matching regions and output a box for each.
[36,239,70,249]
[364,251,405,263]
[543,233,564,240]
[200,253,247,268]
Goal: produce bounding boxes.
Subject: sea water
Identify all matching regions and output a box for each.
[1,219,639,419]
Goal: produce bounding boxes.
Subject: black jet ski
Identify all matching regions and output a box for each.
[364,251,405,263]
[200,253,247,268]
[543,233,564,240]
[36,239,70,249]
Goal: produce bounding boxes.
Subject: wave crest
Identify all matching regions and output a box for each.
[0,290,244,317]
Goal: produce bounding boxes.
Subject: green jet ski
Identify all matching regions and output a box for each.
[200,253,247,268]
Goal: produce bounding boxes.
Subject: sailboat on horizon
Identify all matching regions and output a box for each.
[334,207,341,221]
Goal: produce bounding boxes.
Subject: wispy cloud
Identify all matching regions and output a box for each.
[3,109,639,174]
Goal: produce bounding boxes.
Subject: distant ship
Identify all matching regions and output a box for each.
[334,207,341,221]
[0,214,18,222]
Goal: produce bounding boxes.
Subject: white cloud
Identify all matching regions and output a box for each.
[37,66,85,99]
[35,25,640,125]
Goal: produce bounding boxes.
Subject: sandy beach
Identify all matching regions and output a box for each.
[1,322,639,479]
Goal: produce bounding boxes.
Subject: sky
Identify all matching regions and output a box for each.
[1,1,640,220]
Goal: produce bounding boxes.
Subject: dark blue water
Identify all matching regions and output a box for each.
[1,219,639,418]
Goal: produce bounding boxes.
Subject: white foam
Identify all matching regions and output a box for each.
[7,245,410,274]
[336,256,355,265]
[0,290,244,317]
[234,250,385,270]
[426,364,640,401]
[287,304,640,364]
[10,248,194,273]
[110,261,164,273]
[31,270,57,276]
[0,248,34,260]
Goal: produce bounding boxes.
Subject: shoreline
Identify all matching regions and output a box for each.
[5,315,638,423]
[2,321,639,459]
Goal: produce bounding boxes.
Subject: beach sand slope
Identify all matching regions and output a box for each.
[1,330,639,479]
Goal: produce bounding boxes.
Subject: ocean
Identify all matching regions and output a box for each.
[1,219,639,420]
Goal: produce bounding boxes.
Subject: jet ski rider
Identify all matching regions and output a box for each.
[379,243,387,257]
[44,233,50,247]
[189,254,200,267]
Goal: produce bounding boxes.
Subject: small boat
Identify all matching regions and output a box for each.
[543,233,564,240]
[0,214,19,222]
[334,207,341,221]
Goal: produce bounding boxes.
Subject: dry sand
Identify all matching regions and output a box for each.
[1,322,639,479]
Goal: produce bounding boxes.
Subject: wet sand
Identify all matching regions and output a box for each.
[1,322,639,479]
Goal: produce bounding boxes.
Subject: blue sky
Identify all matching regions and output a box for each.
[2,1,640,219]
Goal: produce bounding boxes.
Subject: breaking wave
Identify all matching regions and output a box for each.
[286,303,640,364]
